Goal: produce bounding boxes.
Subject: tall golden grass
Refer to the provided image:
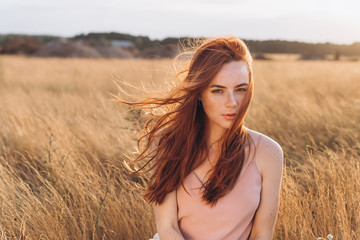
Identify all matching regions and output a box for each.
[0,55,358,240]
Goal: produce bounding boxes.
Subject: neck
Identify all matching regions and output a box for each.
[206,122,226,152]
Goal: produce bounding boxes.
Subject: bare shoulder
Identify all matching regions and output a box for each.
[245,128,283,176]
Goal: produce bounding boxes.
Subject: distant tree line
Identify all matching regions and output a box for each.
[0,34,58,54]
[72,32,154,50]
[1,32,360,59]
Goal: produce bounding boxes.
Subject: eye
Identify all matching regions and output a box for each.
[212,89,223,93]
[236,88,247,92]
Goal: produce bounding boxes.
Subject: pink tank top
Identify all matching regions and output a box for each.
[176,137,262,240]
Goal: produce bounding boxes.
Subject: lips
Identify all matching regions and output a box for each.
[222,113,236,120]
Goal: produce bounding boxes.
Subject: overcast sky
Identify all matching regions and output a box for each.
[1,0,360,44]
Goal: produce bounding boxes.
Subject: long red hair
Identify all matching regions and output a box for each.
[116,35,254,207]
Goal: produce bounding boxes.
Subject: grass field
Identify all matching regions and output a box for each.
[0,55,359,239]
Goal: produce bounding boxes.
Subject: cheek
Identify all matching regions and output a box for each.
[236,95,244,104]
[201,96,220,115]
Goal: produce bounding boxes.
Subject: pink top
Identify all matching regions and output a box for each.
[176,137,262,240]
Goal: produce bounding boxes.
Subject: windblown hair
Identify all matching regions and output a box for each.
[117,35,255,207]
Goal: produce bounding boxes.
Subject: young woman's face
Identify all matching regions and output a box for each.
[200,60,249,133]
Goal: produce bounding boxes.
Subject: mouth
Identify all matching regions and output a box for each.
[222,113,236,120]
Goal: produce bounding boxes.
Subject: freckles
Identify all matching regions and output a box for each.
[203,95,218,106]
[236,96,243,104]
[208,100,222,110]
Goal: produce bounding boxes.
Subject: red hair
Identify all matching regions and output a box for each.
[116,35,255,207]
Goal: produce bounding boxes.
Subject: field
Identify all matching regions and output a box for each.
[0,55,359,240]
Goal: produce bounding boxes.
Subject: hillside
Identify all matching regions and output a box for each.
[1,32,360,59]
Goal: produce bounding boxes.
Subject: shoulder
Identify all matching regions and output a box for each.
[245,128,283,177]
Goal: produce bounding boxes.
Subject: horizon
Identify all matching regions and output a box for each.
[1,31,359,46]
[1,0,360,45]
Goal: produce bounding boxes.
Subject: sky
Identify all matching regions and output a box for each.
[1,0,360,44]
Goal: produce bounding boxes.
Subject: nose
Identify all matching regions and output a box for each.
[226,92,237,108]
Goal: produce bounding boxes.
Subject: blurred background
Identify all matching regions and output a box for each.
[0,1,359,240]
[1,0,360,60]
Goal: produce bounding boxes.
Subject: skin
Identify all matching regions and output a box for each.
[153,60,283,240]
[199,60,249,152]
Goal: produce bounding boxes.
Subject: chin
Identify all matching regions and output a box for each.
[220,124,232,130]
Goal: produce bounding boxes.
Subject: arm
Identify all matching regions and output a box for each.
[249,137,283,240]
[152,190,185,240]
[150,133,185,240]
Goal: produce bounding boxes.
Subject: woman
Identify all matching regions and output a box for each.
[118,35,283,240]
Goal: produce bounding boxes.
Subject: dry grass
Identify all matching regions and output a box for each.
[0,55,359,239]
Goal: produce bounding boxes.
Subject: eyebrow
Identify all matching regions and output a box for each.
[209,83,249,88]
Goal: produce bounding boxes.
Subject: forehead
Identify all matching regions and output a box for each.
[210,61,249,86]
